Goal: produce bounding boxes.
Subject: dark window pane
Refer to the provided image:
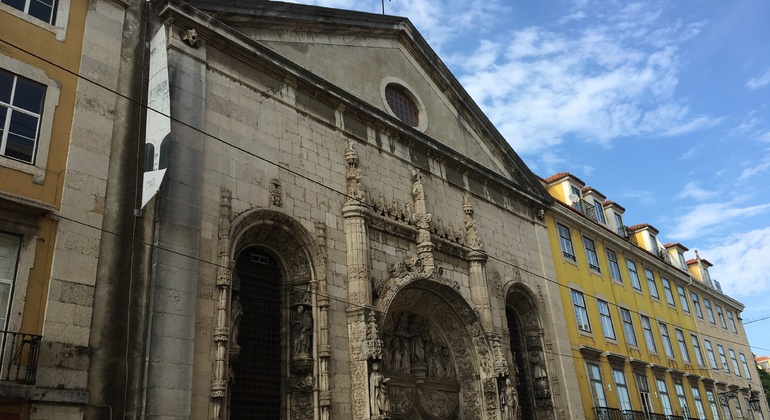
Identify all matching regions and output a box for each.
[13,78,46,113]
[144,143,155,172]
[5,133,35,162]
[28,0,55,23]
[0,71,14,103]
[9,110,39,139]
[1,0,27,13]
[0,105,8,130]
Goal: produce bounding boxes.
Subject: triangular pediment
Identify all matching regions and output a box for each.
[183,0,551,205]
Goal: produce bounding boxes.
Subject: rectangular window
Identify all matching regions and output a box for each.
[727,311,738,333]
[615,213,625,236]
[571,289,591,333]
[620,308,637,346]
[692,386,707,420]
[716,305,727,329]
[645,268,659,299]
[717,344,729,373]
[641,315,656,353]
[675,382,691,419]
[0,0,58,25]
[675,329,690,363]
[597,300,615,340]
[678,252,688,271]
[706,390,721,420]
[704,340,718,370]
[657,378,674,416]
[613,369,632,411]
[691,334,705,367]
[606,248,622,282]
[627,259,642,291]
[659,322,675,358]
[594,199,606,224]
[735,399,744,420]
[705,298,716,324]
[692,292,704,319]
[583,236,601,271]
[739,353,752,379]
[0,69,47,164]
[586,363,607,407]
[677,285,690,313]
[729,349,741,377]
[636,373,653,416]
[0,233,21,331]
[662,277,676,306]
[557,223,576,261]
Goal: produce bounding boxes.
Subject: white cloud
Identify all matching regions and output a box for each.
[669,202,770,240]
[677,181,717,201]
[738,154,770,180]
[699,227,770,298]
[746,69,770,90]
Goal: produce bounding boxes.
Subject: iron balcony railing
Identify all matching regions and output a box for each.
[0,330,42,385]
[594,407,701,420]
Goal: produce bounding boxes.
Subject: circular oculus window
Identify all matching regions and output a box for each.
[381,78,427,131]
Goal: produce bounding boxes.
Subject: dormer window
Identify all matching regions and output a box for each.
[593,199,606,224]
[677,252,687,271]
[570,186,583,212]
[614,213,624,236]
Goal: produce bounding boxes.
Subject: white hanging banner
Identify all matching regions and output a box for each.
[141,26,171,209]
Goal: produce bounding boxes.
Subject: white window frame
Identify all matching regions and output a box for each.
[641,315,656,353]
[613,368,632,411]
[706,389,722,420]
[692,386,708,420]
[691,334,705,367]
[717,344,729,373]
[0,0,71,41]
[659,322,675,358]
[677,285,690,313]
[705,298,716,324]
[644,268,659,299]
[662,277,676,306]
[620,308,637,346]
[593,199,606,224]
[692,292,704,319]
[716,304,728,329]
[0,232,21,331]
[597,299,615,340]
[557,222,576,262]
[571,289,591,333]
[627,259,642,291]
[675,328,690,363]
[705,340,718,370]
[583,236,601,272]
[0,56,59,182]
[606,248,622,282]
[586,363,607,407]
[739,353,752,379]
[729,349,741,377]
[727,311,738,333]
[658,378,674,416]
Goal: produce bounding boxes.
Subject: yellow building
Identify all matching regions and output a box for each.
[543,172,767,420]
[0,0,87,417]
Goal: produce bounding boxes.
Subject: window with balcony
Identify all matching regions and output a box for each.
[705,298,716,324]
[691,292,704,319]
[717,344,729,373]
[640,315,656,353]
[0,232,21,332]
[620,308,637,346]
[727,311,738,333]
[586,363,607,407]
[691,334,705,367]
[613,369,632,411]
[704,340,718,370]
[606,248,622,282]
[662,277,676,306]
[659,322,675,358]
[716,304,727,329]
[627,259,642,291]
[583,236,601,272]
[557,223,576,262]
[657,378,675,416]
[677,285,690,313]
[571,186,584,212]
[675,328,690,363]
[675,383,691,419]
[597,300,615,340]
[645,268,659,299]
[571,289,591,333]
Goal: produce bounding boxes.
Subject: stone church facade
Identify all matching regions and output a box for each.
[91,1,583,419]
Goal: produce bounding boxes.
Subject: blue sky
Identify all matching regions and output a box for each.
[280,0,770,355]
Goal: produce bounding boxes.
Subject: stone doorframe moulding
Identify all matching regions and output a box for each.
[209,192,331,420]
[373,278,501,419]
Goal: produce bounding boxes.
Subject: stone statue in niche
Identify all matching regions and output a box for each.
[382,311,454,380]
[292,305,313,359]
[500,377,518,420]
[230,295,243,354]
[370,361,391,418]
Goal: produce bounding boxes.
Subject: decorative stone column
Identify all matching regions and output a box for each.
[315,221,333,420]
[211,188,233,420]
[463,194,494,334]
[341,142,376,419]
[411,169,435,273]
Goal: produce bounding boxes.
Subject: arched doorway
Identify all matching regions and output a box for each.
[379,279,490,420]
[505,285,552,420]
[230,246,284,419]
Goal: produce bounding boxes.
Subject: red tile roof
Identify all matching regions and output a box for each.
[602,200,626,212]
[664,243,690,251]
[582,186,607,199]
[544,172,586,186]
[627,223,659,233]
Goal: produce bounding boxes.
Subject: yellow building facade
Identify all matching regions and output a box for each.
[0,0,87,417]
[544,172,767,420]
